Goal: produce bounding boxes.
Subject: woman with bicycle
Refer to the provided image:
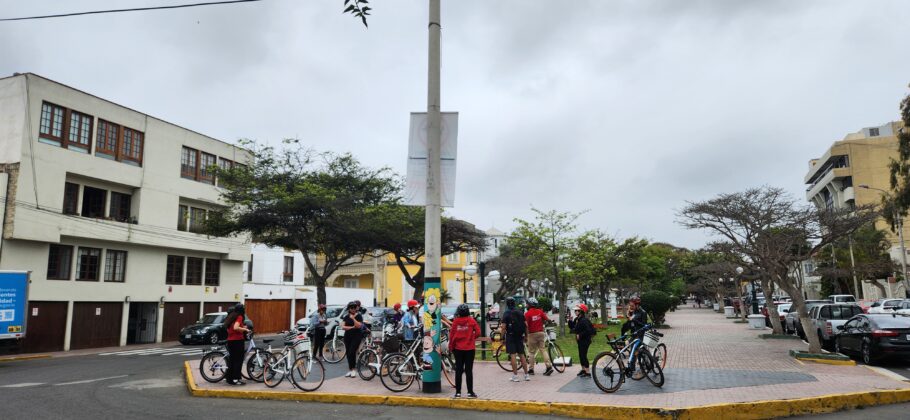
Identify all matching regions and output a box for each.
[308,304,328,361]
[223,303,251,385]
[448,304,480,399]
[341,301,364,378]
[572,303,595,378]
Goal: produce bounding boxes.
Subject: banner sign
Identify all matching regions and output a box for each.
[0,271,29,340]
[404,112,458,207]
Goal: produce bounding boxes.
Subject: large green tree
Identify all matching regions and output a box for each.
[886,85,910,230]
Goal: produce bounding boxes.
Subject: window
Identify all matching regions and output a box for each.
[247,255,253,282]
[446,252,460,264]
[344,278,359,289]
[219,158,234,171]
[67,110,92,152]
[199,153,216,184]
[39,102,65,141]
[81,186,106,218]
[181,147,198,179]
[870,127,880,137]
[205,259,220,286]
[283,256,294,282]
[76,247,101,281]
[110,192,131,222]
[63,183,79,215]
[178,205,189,231]
[166,255,184,285]
[185,257,203,285]
[38,102,94,152]
[96,120,119,157]
[95,120,143,165]
[121,127,143,164]
[104,250,127,282]
[47,244,73,280]
[190,207,207,233]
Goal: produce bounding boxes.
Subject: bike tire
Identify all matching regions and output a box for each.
[591,351,624,393]
[323,337,346,364]
[494,347,512,372]
[199,351,227,383]
[380,353,415,392]
[441,354,455,388]
[357,349,379,381]
[245,348,269,382]
[640,349,664,388]
[548,343,565,373]
[290,354,325,392]
[653,343,668,370]
[263,353,285,388]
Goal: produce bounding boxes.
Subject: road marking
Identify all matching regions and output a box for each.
[863,365,910,382]
[159,350,202,356]
[99,348,200,356]
[0,382,44,388]
[54,375,129,386]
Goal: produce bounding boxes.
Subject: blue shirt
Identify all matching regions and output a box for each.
[402,311,418,340]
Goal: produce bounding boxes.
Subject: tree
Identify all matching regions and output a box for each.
[567,230,617,324]
[208,140,399,306]
[487,244,535,301]
[342,0,372,27]
[678,186,877,353]
[816,224,896,297]
[509,208,584,336]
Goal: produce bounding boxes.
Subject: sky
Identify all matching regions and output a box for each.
[1,0,909,250]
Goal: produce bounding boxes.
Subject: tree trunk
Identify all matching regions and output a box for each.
[779,278,823,353]
[761,276,783,335]
[871,279,886,298]
[738,282,747,321]
[316,277,327,306]
[599,283,608,322]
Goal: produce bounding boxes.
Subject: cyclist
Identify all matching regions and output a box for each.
[572,303,595,378]
[341,301,364,378]
[500,297,530,382]
[308,304,328,360]
[449,303,480,399]
[392,302,404,324]
[621,296,648,375]
[524,297,554,376]
[402,299,420,342]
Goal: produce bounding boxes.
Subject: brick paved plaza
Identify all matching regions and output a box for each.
[188,306,910,408]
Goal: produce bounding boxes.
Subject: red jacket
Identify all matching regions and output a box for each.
[448,316,480,351]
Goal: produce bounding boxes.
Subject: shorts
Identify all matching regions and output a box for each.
[505,336,525,355]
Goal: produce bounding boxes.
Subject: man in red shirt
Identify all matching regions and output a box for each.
[525,297,554,376]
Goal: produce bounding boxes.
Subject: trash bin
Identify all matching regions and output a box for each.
[724,306,734,317]
[747,314,765,329]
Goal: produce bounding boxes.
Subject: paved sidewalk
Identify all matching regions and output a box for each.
[187,307,910,410]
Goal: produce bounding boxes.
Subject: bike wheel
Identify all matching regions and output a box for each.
[245,349,269,382]
[290,354,325,392]
[591,352,624,394]
[548,343,565,373]
[357,349,379,381]
[199,351,227,383]
[380,353,415,392]
[323,337,346,364]
[639,350,664,388]
[263,354,286,388]
[652,343,668,370]
[494,347,512,372]
[441,354,455,388]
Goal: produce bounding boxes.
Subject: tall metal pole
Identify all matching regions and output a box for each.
[479,262,486,360]
[898,210,909,297]
[422,0,443,394]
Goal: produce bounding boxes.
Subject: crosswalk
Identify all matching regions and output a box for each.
[98,347,205,357]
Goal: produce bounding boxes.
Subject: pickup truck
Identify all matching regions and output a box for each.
[809,303,864,350]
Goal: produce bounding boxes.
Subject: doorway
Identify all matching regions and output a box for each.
[127,302,158,344]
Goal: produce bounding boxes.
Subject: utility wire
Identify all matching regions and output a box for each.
[0,0,263,22]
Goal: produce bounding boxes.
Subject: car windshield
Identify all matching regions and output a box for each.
[871,316,910,329]
[777,304,792,313]
[326,307,343,318]
[198,314,224,324]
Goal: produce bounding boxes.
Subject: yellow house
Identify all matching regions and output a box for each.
[382,251,482,307]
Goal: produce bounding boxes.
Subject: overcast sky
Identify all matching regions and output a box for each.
[2,0,909,249]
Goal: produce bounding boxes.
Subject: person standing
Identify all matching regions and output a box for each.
[392,302,404,325]
[223,303,250,385]
[341,301,364,378]
[500,297,529,382]
[308,304,328,360]
[573,303,595,378]
[448,304,480,399]
[402,300,420,341]
[524,298,554,376]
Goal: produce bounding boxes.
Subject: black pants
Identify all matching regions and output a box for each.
[226,339,245,382]
[577,338,591,369]
[311,328,326,359]
[454,349,475,394]
[344,331,363,370]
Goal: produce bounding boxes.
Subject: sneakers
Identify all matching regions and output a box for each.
[510,375,520,382]
[345,371,356,378]
[543,366,554,376]
[579,372,591,378]
[528,369,535,376]
[576,370,586,377]
[524,374,530,381]
[467,392,478,399]
[453,393,462,399]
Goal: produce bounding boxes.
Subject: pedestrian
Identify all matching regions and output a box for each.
[341,301,364,378]
[308,304,328,360]
[392,302,404,325]
[223,303,250,385]
[500,297,529,382]
[573,303,595,378]
[448,303,480,399]
[402,300,420,341]
[524,297,554,376]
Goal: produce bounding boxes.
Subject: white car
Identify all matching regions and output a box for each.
[867,299,905,314]
[893,300,910,315]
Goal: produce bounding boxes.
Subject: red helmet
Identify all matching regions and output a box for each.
[574,303,589,313]
[393,303,402,311]
[407,299,419,309]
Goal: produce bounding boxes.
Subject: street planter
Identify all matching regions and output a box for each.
[723,306,735,317]
[747,314,766,329]
[789,349,855,365]
[713,303,720,312]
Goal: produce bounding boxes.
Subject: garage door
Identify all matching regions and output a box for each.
[244,299,291,334]
[20,301,68,353]
[70,302,123,350]
[203,302,235,315]
[294,299,308,324]
[163,302,201,342]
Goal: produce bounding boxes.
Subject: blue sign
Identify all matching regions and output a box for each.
[0,271,29,340]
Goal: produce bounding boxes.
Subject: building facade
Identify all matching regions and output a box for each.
[0,73,250,353]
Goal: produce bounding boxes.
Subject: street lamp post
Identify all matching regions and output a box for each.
[859,184,910,296]
[466,262,498,360]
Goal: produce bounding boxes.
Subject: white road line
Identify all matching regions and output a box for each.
[99,348,183,356]
[864,365,910,382]
[0,382,44,388]
[54,375,129,386]
[159,350,201,356]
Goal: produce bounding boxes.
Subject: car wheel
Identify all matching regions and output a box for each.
[862,340,874,365]
[206,332,219,345]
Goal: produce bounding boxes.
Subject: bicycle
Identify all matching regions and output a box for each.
[642,328,668,370]
[322,327,346,364]
[379,330,454,392]
[493,325,564,374]
[356,322,388,381]
[262,331,325,392]
[199,335,263,383]
[590,324,664,393]
[244,334,276,383]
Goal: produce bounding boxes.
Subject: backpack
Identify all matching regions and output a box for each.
[507,310,526,336]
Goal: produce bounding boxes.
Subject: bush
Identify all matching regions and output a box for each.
[641,291,673,326]
[536,296,553,312]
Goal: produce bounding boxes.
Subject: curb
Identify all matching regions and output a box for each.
[0,354,51,363]
[183,362,910,419]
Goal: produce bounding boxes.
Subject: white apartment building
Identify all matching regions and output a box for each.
[0,73,250,353]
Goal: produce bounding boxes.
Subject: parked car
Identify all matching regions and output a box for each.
[465,301,482,318]
[786,300,832,336]
[867,298,905,314]
[295,304,345,336]
[762,303,792,328]
[809,303,864,350]
[827,294,857,304]
[893,300,910,315]
[835,314,910,364]
[179,312,227,345]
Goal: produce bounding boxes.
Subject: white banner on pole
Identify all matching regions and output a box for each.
[404,112,458,207]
